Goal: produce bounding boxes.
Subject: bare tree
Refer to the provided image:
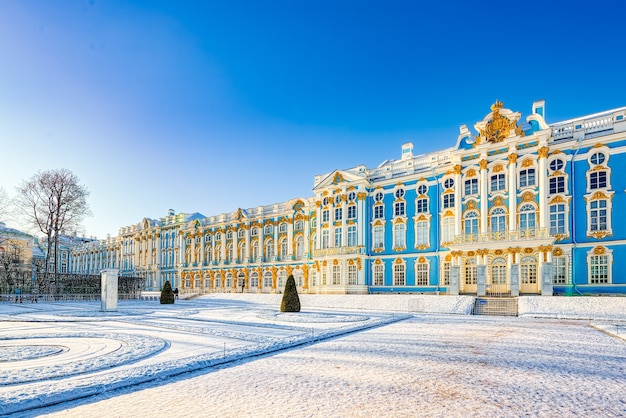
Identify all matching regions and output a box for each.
[15,169,91,290]
[0,187,10,224]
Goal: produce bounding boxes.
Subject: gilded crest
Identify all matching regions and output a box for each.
[476,101,524,143]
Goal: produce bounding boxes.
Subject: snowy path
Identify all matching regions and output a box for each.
[1,296,625,417]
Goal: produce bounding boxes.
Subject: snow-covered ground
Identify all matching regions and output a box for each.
[1,294,625,417]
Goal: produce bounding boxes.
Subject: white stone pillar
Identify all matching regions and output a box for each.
[538,146,548,229]
[479,159,488,234]
[508,154,518,231]
[287,220,294,258]
[101,269,119,312]
[454,166,462,236]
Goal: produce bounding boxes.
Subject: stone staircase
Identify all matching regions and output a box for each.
[473,297,518,316]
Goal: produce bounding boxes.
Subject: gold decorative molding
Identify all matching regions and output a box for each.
[492,164,503,173]
[522,191,535,202]
[453,165,463,175]
[479,159,489,170]
[593,246,607,255]
[418,256,426,263]
[466,168,477,177]
[476,101,524,143]
[589,231,612,240]
[538,146,549,159]
[521,159,534,168]
[508,153,518,164]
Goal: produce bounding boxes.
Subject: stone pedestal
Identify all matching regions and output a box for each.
[101,269,119,312]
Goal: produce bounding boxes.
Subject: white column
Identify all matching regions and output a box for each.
[508,154,518,231]
[479,159,488,234]
[357,192,366,246]
[245,225,250,261]
[287,219,293,258]
[454,166,462,236]
[220,229,226,261]
[538,146,548,229]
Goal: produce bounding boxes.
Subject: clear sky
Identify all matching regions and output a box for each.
[1,0,625,239]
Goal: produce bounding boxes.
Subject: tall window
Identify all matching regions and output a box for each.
[550,204,566,235]
[416,221,429,246]
[279,239,288,260]
[464,211,479,235]
[549,176,565,194]
[251,241,259,260]
[373,225,384,249]
[442,261,451,285]
[250,272,259,288]
[373,263,384,286]
[491,257,507,285]
[520,169,536,187]
[263,272,272,288]
[415,261,428,285]
[373,204,384,219]
[443,193,455,209]
[347,204,357,219]
[442,217,455,243]
[464,178,478,195]
[465,258,477,285]
[334,227,342,247]
[490,207,506,233]
[553,256,567,284]
[490,174,505,192]
[394,201,405,217]
[590,171,607,190]
[393,263,405,286]
[519,204,536,232]
[295,236,304,260]
[589,254,609,284]
[332,264,341,285]
[264,240,274,260]
[347,225,357,247]
[520,256,537,285]
[590,199,607,231]
[321,229,329,249]
[334,207,342,221]
[393,223,406,248]
[416,198,428,213]
[322,210,329,223]
[348,264,357,285]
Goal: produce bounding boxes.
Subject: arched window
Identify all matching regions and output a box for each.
[279,238,288,260]
[519,204,536,233]
[464,211,479,236]
[464,258,477,285]
[263,271,272,288]
[490,207,506,234]
[251,240,259,261]
[250,272,259,288]
[393,222,406,248]
[521,256,537,286]
[295,235,304,259]
[264,239,274,261]
[491,257,507,285]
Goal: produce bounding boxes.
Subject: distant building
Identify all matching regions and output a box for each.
[70,101,626,296]
[0,222,38,293]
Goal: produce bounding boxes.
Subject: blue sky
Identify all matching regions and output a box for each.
[1,0,625,239]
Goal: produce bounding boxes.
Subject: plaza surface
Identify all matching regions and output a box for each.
[1,294,625,417]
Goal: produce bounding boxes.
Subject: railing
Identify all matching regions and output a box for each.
[313,246,366,257]
[454,228,550,244]
[551,112,617,141]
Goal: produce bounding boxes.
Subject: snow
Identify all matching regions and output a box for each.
[1,294,625,417]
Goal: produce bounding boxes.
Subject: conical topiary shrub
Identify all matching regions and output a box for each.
[160,280,175,304]
[280,274,301,312]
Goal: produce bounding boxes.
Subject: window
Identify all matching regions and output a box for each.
[519,204,536,232]
[416,221,429,246]
[373,205,384,219]
[250,272,259,288]
[373,263,384,286]
[589,254,610,284]
[321,230,329,249]
[490,174,505,192]
[394,201,405,217]
[442,217,455,243]
[294,220,303,231]
[415,261,428,285]
[323,197,329,206]
[589,171,607,189]
[464,179,478,195]
[279,223,287,233]
[553,256,567,284]
[442,261,451,285]
[348,191,356,201]
[520,169,536,187]
[521,256,537,285]
[393,223,406,249]
[550,204,566,235]
[590,199,607,231]
[216,232,222,241]
[295,236,304,259]
[347,204,357,219]
[279,239,288,260]
[321,267,327,285]
[334,195,342,205]
[334,227,342,247]
[348,264,357,285]
[590,152,605,165]
[334,207,342,221]
[374,192,384,202]
[263,272,272,288]
[251,241,259,260]
[395,188,405,199]
[464,258,477,285]
[251,228,257,237]
[464,211,479,235]
[373,225,384,249]
[393,263,405,286]
[264,225,273,235]
[332,265,341,285]
[491,258,507,285]
[550,176,565,194]
[347,225,357,247]
[416,198,428,213]
[444,178,454,189]
[322,210,329,223]
[417,184,428,195]
[490,207,506,233]
[264,239,274,260]
[226,230,233,239]
[550,159,564,171]
[443,193,455,209]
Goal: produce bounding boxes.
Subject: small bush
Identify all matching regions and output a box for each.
[160,280,175,304]
[280,274,301,312]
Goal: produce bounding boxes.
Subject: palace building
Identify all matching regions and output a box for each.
[70,100,626,296]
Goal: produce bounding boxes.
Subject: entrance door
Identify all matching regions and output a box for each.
[462,258,477,293]
[488,257,510,296]
[520,256,539,293]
